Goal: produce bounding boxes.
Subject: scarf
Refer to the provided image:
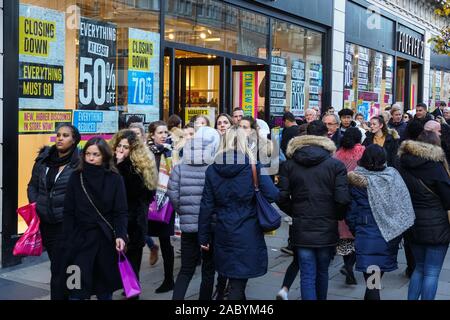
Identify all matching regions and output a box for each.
[44,145,76,192]
[81,162,108,214]
[354,166,415,242]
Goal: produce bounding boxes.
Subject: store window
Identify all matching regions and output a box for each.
[17,0,160,231]
[343,43,394,121]
[429,68,450,111]
[270,20,322,123]
[165,0,268,58]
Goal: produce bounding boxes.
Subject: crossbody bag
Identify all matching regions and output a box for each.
[80,173,117,238]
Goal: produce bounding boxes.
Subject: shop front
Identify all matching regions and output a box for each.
[429,50,450,111]
[2,0,333,266]
[343,0,425,120]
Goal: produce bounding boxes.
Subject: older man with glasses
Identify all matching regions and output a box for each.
[322,114,343,148]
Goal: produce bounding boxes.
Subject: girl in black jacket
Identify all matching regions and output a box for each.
[363,115,400,166]
[398,131,450,300]
[62,137,128,300]
[27,124,80,300]
[110,129,158,298]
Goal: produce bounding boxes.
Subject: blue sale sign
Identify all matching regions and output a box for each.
[127,71,153,106]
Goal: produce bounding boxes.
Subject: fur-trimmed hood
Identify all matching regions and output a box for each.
[398,140,445,162]
[286,135,337,167]
[348,171,368,188]
[286,135,337,158]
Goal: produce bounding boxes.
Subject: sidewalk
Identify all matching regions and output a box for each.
[1,207,450,300]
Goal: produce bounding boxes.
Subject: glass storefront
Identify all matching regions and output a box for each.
[271,20,323,122]
[343,42,394,121]
[14,0,325,233]
[429,68,450,111]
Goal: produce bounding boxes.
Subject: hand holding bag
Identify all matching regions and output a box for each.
[251,164,281,232]
[13,202,43,256]
[118,251,141,298]
[148,153,174,224]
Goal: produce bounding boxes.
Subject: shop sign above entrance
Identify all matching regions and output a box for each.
[397,31,424,60]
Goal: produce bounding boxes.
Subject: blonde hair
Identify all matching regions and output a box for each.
[217,127,256,163]
[110,129,158,190]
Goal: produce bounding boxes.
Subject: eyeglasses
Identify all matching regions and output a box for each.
[324,122,338,126]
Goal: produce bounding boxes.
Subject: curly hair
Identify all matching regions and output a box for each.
[110,129,158,190]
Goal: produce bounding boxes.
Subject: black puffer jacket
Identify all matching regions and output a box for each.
[397,140,450,245]
[277,135,351,247]
[27,146,80,224]
[363,129,400,167]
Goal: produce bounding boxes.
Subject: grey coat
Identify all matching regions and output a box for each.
[167,163,208,233]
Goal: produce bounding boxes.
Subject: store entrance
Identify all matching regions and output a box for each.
[166,49,267,126]
[173,50,222,125]
[395,57,423,112]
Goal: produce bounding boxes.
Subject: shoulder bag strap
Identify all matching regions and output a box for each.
[251,164,259,191]
[417,178,438,198]
[80,173,116,238]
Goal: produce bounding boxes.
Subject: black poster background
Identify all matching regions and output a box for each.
[78,17,117,110]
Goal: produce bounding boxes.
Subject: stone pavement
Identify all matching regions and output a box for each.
[1,207,450,300]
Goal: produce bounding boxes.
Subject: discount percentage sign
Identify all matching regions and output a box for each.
[106,62,116,104]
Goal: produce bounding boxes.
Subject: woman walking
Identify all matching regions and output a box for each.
[346,145,415,300]
[62,137,128,300]
[334,127,365,285]
[147,120,176,293]
[398,131,450,300]
[168,126,220,300]
[198,127,280,300]
[363,115,400,166]
[110,130,158,298]
[27,124,81,300]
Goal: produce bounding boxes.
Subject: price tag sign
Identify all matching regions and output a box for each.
[128,71,154,105]
[78,17,117,110]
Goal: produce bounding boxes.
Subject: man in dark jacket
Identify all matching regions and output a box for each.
[414,103,434,125]
[323,114,343,148]
[277,120,351,300]
[432,101,446,119]
[388,104,408,141]
[280,112,299,156]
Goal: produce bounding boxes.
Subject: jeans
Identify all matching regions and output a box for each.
[408,244,448,300]
[297,247,334,300]
[172,232,215,300]
[227,279,248,300]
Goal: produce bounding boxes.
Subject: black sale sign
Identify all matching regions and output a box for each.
[78,17,117,110]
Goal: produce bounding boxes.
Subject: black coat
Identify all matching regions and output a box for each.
[330,128,343,149]
[27,146,80,224]
[414,113,434,125]
[61,167,128,298]
[363,130,400,167]
[117,157,154,249]
[281,125,299,155]
[277,135,351,247]
[397,140,450,245]
[388,119,408,141]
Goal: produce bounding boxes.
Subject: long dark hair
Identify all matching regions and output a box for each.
[371,115,389,136]
[78,137,117,173]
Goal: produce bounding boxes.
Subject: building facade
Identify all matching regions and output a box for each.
[1,0,449,267]
[1,0,335,267]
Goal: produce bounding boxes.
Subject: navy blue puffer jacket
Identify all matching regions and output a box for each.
[346,171,401,272]
[198,153,280,279]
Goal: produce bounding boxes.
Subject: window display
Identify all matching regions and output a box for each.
[343,43,394,121]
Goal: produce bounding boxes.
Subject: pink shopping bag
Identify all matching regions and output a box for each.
[148,197,173,224]
[13,203,43,256]
[118,251,141,298]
